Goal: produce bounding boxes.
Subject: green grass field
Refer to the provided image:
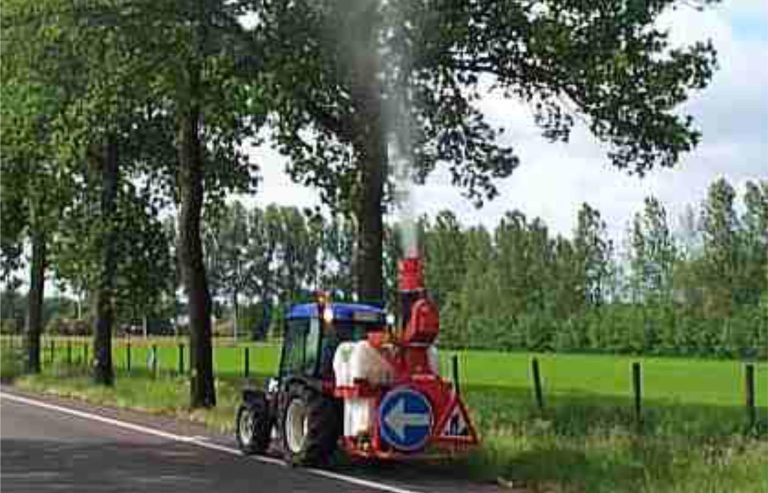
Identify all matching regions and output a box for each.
[2,336,766,492]
[11,335,766,407]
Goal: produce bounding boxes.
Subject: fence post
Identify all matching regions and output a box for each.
[531,357,544,412]
[66,340,72,366]
[632,362,643,429]
[243,347,250,378]
[745,363,756,430]
[50,339,55,366]
[126,342,132,374]
[178,343,185,375]
[83,343,88,368]
[452,354,461,396]
[151,344,158,377]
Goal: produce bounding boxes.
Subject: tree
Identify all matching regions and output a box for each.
[208,201,251,341]
[423,211,466,309]
[700,178,739,317]
[445,225,497,347]
[574,203,612,308]
[5,0,262,399]
[1,0,176,384]
[739,181,768,305]
[629,197,676,304]
[549,235,582,319]
[132,0,261,407]
[113,186,175,331]
[0,8,75,372]
[256,0,717,302]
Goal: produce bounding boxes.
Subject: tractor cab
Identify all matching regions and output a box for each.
[279,300,387,383]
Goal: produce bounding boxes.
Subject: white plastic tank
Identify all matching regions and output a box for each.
[343,397,373,437]
[333,341,393,387]
[334,341,394,437]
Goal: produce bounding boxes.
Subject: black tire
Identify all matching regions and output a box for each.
[280,383,341,466]
[236,392,272,454]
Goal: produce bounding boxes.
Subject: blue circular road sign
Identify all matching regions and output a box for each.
[378,387,432,451]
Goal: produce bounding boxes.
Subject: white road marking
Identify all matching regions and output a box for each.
[0,391,422,493]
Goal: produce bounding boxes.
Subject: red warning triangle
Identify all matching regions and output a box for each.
[439,400,471,438]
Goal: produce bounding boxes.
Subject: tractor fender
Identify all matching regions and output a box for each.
[242,388,267,405]
[280,376,324,395]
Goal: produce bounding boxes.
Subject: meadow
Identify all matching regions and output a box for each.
[12,336,764,407]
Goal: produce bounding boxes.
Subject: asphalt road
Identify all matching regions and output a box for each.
[0,390,502,493]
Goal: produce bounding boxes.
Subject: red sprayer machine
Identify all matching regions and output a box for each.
[235,255,479,464]
[334,256,479,458]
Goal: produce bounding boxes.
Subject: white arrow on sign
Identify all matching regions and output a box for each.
[383,397,430,442]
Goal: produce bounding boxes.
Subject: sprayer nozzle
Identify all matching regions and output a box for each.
[398,257,424,292]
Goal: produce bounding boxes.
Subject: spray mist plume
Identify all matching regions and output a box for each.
[385,20,418,259]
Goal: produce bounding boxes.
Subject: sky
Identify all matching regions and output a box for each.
[242,1,767,247]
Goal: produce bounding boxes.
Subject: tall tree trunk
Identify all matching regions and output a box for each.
[93,138,118,386]
[178,103,216,408]
[355,144,385,303]
[25,228,46,373]
[348,9,386,303]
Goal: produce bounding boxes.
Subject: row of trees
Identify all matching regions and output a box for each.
[1,0,721,407]
[29,175,756,358]
[201,178,765,358]
[430,179,767,358]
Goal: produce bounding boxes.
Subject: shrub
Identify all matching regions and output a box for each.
[1,319,19,334]
[45,317,91,336]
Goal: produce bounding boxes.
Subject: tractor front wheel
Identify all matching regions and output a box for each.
[280,384,340,466]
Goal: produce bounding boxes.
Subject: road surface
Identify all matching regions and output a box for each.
[0,389,502,493]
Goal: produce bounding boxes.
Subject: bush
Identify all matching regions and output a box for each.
[212,318,232,338]
[46,317,91,336]
[1,319,19,334]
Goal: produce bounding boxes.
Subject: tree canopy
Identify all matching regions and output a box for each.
[253,0,719,301]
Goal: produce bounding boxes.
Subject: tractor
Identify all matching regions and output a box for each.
[235,256,478,465]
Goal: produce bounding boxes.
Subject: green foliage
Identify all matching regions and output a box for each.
[426,179,766,359]
[629,197,676,304]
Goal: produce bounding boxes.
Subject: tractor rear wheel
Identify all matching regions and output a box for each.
[280,383,340,466]
[236,391,272,454]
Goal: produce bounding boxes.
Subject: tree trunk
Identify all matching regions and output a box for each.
[355,151,385,303]
[178,103,216,408]
[353,75,386,304]
[93,138,118,386]
[25,229,46,373]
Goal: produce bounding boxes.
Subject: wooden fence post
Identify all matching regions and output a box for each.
[531,358,544,412]
[151,344,158,377]
[83,343,88,367]
[178,343,185,375]
[126,342,132,374]
[243,347,250,378]
[452,354,461,396]
[745,363,756,430]
[66,340,72,366]
[632,362,643,430]
[49,339,55,366]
